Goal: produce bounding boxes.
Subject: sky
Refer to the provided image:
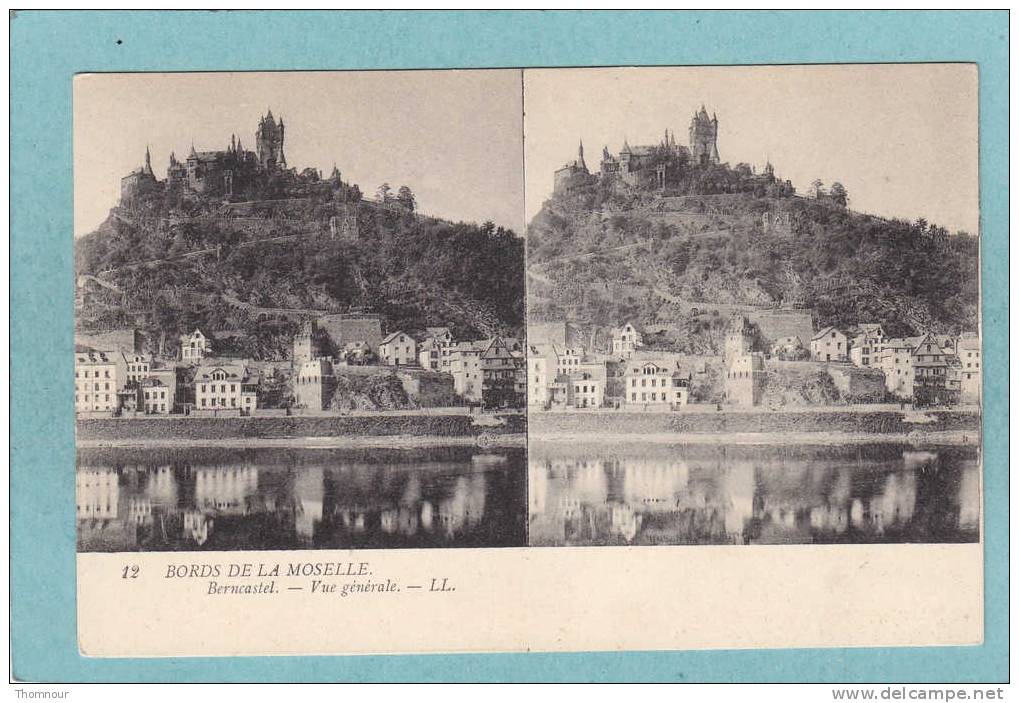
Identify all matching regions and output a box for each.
[524,64,979,234]
[74,70,525,237]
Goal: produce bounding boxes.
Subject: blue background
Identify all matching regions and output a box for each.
[10,10,1008,682]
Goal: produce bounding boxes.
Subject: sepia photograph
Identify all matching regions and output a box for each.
[524,65,981,547]
[73,70,528,552]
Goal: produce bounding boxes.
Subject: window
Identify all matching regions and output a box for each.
[201,398,206,407]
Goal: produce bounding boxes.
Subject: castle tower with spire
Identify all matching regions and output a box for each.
[689,105,720,166]
[255,109,287,172]
[119,145,158,205]
[553,139,591,193]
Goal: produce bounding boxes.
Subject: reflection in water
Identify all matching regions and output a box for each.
[528,444,980,546]
[77,447,526,552]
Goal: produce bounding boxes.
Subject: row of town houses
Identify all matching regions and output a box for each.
[74,314,981,416]
[76,317,528,416]
[806,323,981,406]
[524,318,981,410]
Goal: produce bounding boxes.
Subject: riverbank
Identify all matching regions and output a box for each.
[76,407,979,448]
[76,411,526,444]
[529,407,980,437]
[529,430,978,448]
[77,433,526,450]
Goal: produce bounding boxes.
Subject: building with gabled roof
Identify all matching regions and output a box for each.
[611,321,643,359]
[623,359,691,410]
[878,336,922,398]
[194,362,259,413]
[911,332,956,406]
[379,331,417,366]
[180,328,211,364]
[139,375,174,414]
[810,326,848,362]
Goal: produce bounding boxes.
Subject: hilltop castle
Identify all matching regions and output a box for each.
[120,109,296,204]
[554,105,722,193]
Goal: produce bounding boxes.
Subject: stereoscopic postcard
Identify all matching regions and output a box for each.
[73,64,982,657]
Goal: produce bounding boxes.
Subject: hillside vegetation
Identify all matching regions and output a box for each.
[76,191,524,359]
[527,165,978,351]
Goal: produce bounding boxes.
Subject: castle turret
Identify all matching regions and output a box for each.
[689,106,720,166]
[120,145,158,204]
[553,139,591,193]
[256,109,286,172]
[277,116,287,169]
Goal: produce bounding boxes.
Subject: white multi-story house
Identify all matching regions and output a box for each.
[140,376,174,414]
[810,326,848,362]
[75,347,120,413]
[957,334,981,404]
[527,343,555,407]
[379,331,417,366]
[849,323,886,368]
[417,337,442,372]
[421,326,455,371]
[180,329,211,364]
[611,322,643,359]
[122,352,152,384]
[569,370,603,409]
[623,360,691,409]
[194,363,259,413]
[450,342,484,402]
[556,345,585,376]
[878,337,919,398]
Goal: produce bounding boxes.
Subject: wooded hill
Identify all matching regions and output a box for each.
[527,164,978,354]
[75,190,525,360]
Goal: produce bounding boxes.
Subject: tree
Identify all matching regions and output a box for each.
[396,185,416,212]
[829,182,848,208]
[375,183,392,203]
[809,179,826,200]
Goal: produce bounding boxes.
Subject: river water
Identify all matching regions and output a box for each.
[528,443,980,546]
[78,442,979,551]
[77,446,527,552]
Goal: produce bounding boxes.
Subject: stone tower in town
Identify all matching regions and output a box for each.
[689,106,720,166]
[256,109,287,172]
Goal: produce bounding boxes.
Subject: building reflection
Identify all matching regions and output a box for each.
[77,448,525,552]
[528,446,981,546]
